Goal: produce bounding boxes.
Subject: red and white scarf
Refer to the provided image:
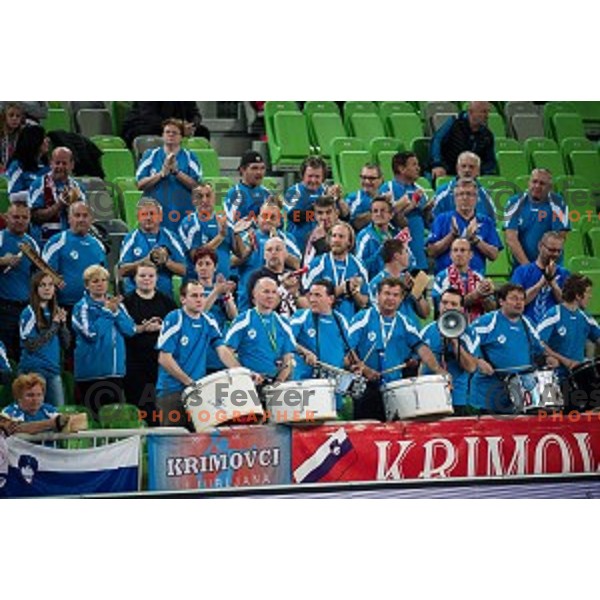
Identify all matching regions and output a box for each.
[447,264,483,321]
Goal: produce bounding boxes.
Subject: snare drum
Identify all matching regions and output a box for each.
[262,379,337,424]
[382,375,453,420]
[183,367,263,432]
[506,369,564,413]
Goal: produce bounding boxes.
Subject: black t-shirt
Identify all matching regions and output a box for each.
[123,290,177,365]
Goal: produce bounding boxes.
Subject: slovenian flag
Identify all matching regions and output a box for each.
[293,427,355,484]
[4,436,140,497]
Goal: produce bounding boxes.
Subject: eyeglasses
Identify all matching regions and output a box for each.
[360,175,380,181]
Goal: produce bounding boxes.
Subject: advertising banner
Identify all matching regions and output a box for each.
[147,425,291,491]
[292,415,600,483]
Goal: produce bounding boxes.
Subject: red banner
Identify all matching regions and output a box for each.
[291,414,600,483]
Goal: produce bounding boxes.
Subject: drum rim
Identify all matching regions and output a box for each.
[195,366,253,386]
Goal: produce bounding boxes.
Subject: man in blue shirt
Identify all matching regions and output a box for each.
[118,197,186,298]
[179,182,245,281]
[356,196,397,279]
[346,163,384,231]
[538,274,600,405]
[511,231,569,325]
[303,222,370,321]
[0,202,40,361]
[427,178,502,274]
[379,151,432,271]
[136,118,201,232]
[155,280,239,429]
[224,150,272,223]
[348,277,447,420]
[28,147,86,245]
[42,201,107,309]
[421,288,479,414]
[224,277,296,384]
[471,283,557,413]
[432,151,496,220]
[504,168,570,269]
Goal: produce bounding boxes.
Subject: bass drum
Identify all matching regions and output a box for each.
[568,358,600,411]
[382,375,453,420]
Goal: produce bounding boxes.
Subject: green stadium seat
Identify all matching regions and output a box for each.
[192,147,220,178]
[348,112,386,140]
[330,137,367,188]
[554,174,592,195]
[543,102,578,137]
[560,137,596,172]
[531,150,565,176]
[411,137,431,171]
[567,255,600,272]
[563,229,586,260]
[263,101,299,142]
[513,175,530,195]
[435,175,454,190]
[122,190,143,228]
[552,113,586,142]
[388,113,424,147]
[181,137,212,150]
[42,107,72,132]
[269,111,312,169]
[496,150,529,181]
[570,151,600,190]
[309,112,346,158]
[0,189,9,214]
[109,101,132,137]
[563,188,595,217]
[99,403,142,429]
[494,137,522,153]
[487,244,511,280]
[416,177,434,196]
[261,176,283,196]
[487,112,506,138]
[337,150,371,191]
[586,228,600,257]
[90,135,127,150]
[523,137,558,169]
[343,101,378,129]
[369,137,404,163]
[303,101,340,117]
[101,149,136,182]
[378,101,416,120]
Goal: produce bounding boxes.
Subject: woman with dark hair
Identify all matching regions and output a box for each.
[5,124,50,199]
[18,271,70,407]
[0,102,25,173]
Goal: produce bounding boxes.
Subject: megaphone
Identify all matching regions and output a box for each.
[438,309,467,339]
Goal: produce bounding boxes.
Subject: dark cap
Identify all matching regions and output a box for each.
[239,150,265,169]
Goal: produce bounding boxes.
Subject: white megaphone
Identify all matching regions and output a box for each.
[438,309,468,339]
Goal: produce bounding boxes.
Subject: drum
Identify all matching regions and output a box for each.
[183,367,263,432]
[568,359,600,407]
[262,379,337,424]
[506,369,564,413]
[382,375,453,420]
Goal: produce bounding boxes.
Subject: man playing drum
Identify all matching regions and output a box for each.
[537,274,600,410]
[224,277,296,386]
[348,277,447,421]
[155,280,239,429]
[470,283,558,414]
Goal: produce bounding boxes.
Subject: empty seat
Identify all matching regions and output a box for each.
[531,150,565,177]
[337,150,371,191]
[570,151,600,189]
[181,137,212,150]
[330,137,367,187]
[90,135,126,150]
[568,255,600,271]
[496,150,530,181]
[562,229,586,260]
[504,101,541,123]
[552,113,586,142]
[309,112,346,158]
[586,228,600,257]
[560,137,596,172]
[303,101,340,117]
[431,112,457,133]
[132,135,163,161]
[42,107,71,132]
[379,102,416,135]
[486,112,506,138]
[543,102,578,137]
[494,137,522,152]
[269,111,312,169]
[191,148,220,178]
[511,113,544,141]
[100,149,136,182]
[348,112,386,140]
[369,137,404,163]
[343,101,378,129]
[76,109,113,137]
[523,137,558,169]
[388,113,424,148]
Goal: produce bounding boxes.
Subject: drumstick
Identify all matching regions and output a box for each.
[494,365,535,374]
[379,362,407,376]
[315,360,353,377]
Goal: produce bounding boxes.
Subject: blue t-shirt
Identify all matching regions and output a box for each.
[420,321,478,407]
[537,304,600,379]
[349,307,424,384]
[156,309,223,395]
[379,179,429,270]
[503,193,570,265]
[118,228,186,297]
[289,309,350,379]
[303,252,370,321]
[470,310,545,411]
[224,309,296,378]
[135,147,201,232]
[511,262,570,325]
[427,211,502,274]
[224,182,273,223]
[42,231,107,306]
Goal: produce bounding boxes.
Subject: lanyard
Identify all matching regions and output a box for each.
[255,309,278,352]
[329,252,349,288]
[379,313,397,346]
